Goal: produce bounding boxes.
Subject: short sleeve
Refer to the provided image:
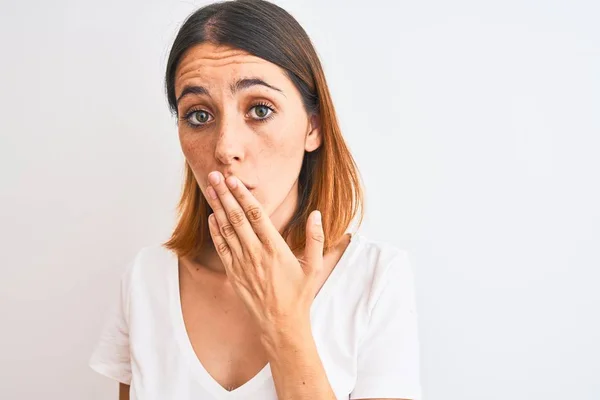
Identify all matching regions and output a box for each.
[88,255,136,385]
[350,250,422,400]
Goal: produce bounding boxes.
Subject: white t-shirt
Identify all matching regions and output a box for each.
[89,232,422,399]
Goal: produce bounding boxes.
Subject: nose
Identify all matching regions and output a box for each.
[214,114,245,165]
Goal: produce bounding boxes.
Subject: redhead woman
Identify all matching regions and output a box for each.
[89,1,422,399]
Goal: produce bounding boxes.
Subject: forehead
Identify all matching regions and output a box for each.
[174,43,289,97]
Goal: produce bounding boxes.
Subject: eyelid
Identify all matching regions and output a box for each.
[181,95,277,114]
[181,101,213,115]
[248,99,275,110]
[249,96,277,108]
[247,102,275,118]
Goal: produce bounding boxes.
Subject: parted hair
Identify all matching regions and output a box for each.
[162,0,364,259]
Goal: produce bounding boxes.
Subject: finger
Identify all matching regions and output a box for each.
[205,180,243,262]
[302,210,325,276]
[208,171,262,252]
[224,175,283,250]
[207,213,234,273]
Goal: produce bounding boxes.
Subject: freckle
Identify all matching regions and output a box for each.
[302,381,305,385]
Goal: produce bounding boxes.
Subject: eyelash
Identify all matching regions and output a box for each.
[181,101,277,129]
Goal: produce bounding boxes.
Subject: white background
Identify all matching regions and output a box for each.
[1,0,598,399]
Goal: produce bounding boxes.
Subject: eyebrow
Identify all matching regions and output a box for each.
[176,77,285,106]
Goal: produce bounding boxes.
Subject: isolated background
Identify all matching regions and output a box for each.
[1,0,598,399]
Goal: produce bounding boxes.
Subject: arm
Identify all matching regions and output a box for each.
[118,383,129,400]
[263,325,411,400]
[262,322,335,400]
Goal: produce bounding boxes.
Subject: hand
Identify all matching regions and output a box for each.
[204,171,325,338]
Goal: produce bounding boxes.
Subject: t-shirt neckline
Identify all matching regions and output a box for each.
[167,231,362,398]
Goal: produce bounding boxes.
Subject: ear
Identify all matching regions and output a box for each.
[304,113,322,152]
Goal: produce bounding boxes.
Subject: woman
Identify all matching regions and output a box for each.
[89,1,422,399]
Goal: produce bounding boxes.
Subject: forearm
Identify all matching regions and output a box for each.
[261,321,336,400]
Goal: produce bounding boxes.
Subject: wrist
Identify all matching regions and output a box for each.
[260,317,313,359]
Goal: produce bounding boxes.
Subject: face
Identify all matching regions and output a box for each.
[174,42,321,232]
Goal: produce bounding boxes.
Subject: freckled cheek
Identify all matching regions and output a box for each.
[271,135,306,162]
[261,122,303,154]
[257,141,304,188]
[179,136,215,187]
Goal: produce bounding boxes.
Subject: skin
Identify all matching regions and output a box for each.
[118,42,406,400]
[176,43,319,250]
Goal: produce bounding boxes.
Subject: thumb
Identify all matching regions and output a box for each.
[303,210,325,275]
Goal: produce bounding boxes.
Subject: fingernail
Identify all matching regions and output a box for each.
[226,176,238,189]
[313,210,322,226]
[208,171,221,185]
[207,185,217,199]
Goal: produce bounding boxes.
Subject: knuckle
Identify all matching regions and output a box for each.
[236,190,248,202]
[228,209,246,226]
[311,232,325,243]
[255,267,267,284]
[220,224,236,238]
[263,239,276,254]
[247,249,262,266]
[245,206,262,222]
[215,186,228,196]
[216,242,230,255]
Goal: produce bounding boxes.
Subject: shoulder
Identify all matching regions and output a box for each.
[119,243,177,289]
[351,232,410,268]
[350,232,415,312]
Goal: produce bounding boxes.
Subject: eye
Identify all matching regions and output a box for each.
[182,109,213,128]
[248,102,275,121]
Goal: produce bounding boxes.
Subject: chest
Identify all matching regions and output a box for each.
[179,274,270,392]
